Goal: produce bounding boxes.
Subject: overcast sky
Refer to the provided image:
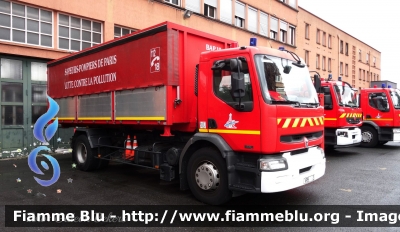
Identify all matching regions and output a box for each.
[299,0,398,85]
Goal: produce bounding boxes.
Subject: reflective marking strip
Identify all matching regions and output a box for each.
[339,113,346,118]
[55,117,75,120]
[78,117,112,120]
[300,118,307,127]
[292,118,300,128]
[324,118,337,121]
[199,129,208,133]
[282,118,292,128]
[208,129,260,135]
[115,117,165,120]
[307,118,314,126]
[319,117,324,124]
[313,117,320,125]
[277,118,282,125]
[365,118,393,121]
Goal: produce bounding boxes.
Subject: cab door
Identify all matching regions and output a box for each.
[204,56,261,153]
[365,91,393,127]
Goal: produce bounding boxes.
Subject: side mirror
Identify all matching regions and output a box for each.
[313,74,321,93]
[231,72,245,99]
[323,86,331,94]
[324,95,333,109]
[230,58,242,71]
[283,65,292,74]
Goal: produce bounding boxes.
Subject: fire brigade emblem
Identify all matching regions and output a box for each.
[224,113,239,129]
[150,47,160,73]
[304,137,309,148]
[376,113,381,119]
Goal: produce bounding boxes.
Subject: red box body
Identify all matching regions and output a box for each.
[48,22,237,132]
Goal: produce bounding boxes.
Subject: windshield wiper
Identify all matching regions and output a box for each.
[271,100,300,106]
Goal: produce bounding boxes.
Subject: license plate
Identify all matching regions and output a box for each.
[304,175,314,184]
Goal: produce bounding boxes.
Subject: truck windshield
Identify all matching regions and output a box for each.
[255,54,318,105]
[390,89,400,109]
[333,82,358,107]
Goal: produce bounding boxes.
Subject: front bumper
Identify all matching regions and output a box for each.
[260,146,326,193]
[336,127,362,146]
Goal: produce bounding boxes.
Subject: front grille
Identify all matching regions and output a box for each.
[346,117,361,124]
[280,131,323,143]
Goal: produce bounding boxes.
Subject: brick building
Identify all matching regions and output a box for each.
[296,7,381,89]
[0,0,380,156]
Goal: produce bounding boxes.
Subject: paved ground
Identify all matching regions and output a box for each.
[1,142,400,231]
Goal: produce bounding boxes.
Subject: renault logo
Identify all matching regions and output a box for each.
[304,137,309,148]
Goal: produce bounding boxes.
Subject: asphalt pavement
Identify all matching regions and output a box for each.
[1,142,400,231]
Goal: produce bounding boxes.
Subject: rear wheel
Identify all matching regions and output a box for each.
[73,135,99,171]
[360,126,379,148]
[187,147,231,205]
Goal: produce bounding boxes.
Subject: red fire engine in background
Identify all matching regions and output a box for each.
[47,22,325,205]
[317,75,362,149]
[359,84,400,147]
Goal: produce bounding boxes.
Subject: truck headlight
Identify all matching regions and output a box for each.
[337,131,348,137]
[259,158,288,171]
[393,128,400,133]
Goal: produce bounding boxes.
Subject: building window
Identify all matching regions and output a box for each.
[367,71,369,82]
[0,1,53,47]
[316,29,320,44]
[247,6,257,32]
[359,49,362,61]
[280,20,287,43]
[340,62,343,75]
[316,54,320,69]
[328,58,331,71]
[322,56,325,70]
[328,34,331,48]
[164,0,180,6]
[58,14,102,51]
[345,43,348,55]
[289,25,295,46]
[186,0,200,13]
[359,69,361,80]
[114,26,135,39]
[305,50,309,66]
[322,32,326,46]
[305,23,309,39]
[377,75,379,80]
[366,53,369,63]
[234,1,245,28]
[260,12,268,36]
[270,17,278,40]
[345,63,348,76]
[220,0,232,24]
[363,70,365,81]
[373,56,376,66]
[288,0,297,8]
[204,0,217,19]
[340,40,343,54]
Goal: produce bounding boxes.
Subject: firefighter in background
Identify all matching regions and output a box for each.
[264,62,287,101]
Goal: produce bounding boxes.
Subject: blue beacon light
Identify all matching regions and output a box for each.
[250,37,257,46]
[382,83,386,88]
[278,46,285,51]
[388,85,392,88]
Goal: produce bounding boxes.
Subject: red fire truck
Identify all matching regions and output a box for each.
[359,84,400,147]
[47,22,326,205]
[318,76,362,149]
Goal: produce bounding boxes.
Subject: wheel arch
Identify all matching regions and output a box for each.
[178,133,234,191]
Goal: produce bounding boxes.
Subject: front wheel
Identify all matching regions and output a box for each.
[187,147,232,205]
[360,126,378,148]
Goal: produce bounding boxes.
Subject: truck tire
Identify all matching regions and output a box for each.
[187,147,231,205]
[73,135,99,171]
[360,126,378,148]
